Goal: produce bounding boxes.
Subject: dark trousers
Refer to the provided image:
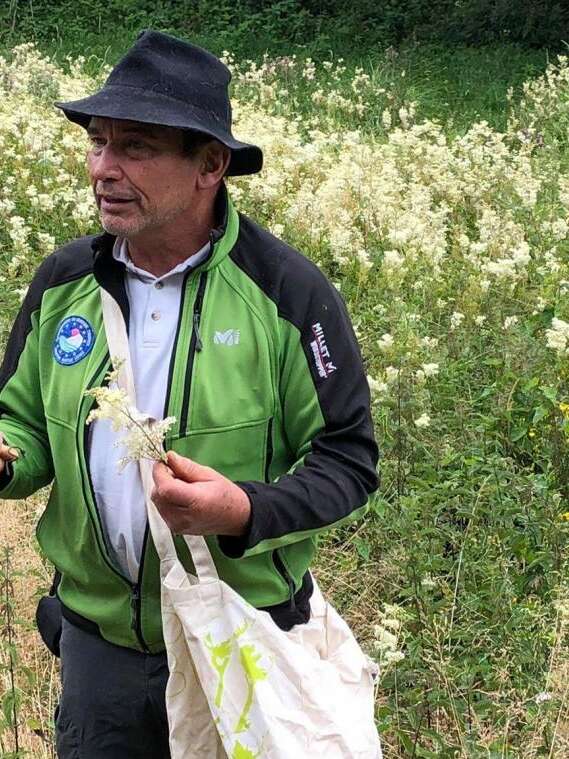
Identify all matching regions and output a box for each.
[56,619,171,758]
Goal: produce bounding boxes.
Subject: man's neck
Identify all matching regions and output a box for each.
[127,229,211,277]
[125,199,218,278]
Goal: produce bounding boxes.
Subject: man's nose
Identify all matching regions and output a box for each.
[88,145,124,183]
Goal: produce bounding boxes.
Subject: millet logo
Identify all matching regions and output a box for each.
[310,322,336,379]
[214,329,241,346]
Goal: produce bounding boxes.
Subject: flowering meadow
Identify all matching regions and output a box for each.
[1,43,569,756]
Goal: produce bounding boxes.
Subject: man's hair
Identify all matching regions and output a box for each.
[182,130,216,157]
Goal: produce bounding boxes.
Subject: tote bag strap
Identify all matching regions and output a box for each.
[100,287,218,583]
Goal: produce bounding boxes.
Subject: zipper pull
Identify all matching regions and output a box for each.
[286,577,296,612]
[130,584,140,631]
[193,312,203,352]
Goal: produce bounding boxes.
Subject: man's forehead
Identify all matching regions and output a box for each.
[87,117,175,138]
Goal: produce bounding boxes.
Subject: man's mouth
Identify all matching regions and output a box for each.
[99,195,137,210]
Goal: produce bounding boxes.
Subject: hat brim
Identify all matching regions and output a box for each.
[55,85,263,176]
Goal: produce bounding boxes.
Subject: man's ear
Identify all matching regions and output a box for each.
[198,142,231,189]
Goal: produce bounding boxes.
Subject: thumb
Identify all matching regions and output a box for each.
[166,451,214,483]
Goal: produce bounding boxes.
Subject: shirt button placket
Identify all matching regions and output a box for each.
[144,280,166,345]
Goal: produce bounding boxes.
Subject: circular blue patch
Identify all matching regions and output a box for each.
[53,316,95,366]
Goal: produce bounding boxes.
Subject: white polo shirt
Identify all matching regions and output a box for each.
[88,239,209,581]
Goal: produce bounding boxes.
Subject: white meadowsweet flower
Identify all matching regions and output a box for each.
[475,315,487,326]
[535,691,552,705]
[383,650,405,665]
[421,336,439,349]
[414,413,431,428]
[450,312,465,330]
[545,318,569,356]
[372,626,398,652]
[422,363,439,377]
[421,575,436,590]
[367,375,388,399]
[85,367,175,471]
[385,366,400,384]
[382,617,401,632]
[15,286,29,302]
[503,315,519,330]
[377,333,394,351]
[382,249,404,270]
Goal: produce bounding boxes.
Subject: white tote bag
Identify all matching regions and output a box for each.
[101,288,383,759]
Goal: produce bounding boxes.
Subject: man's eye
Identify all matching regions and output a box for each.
[89,138,105,149]
[126,140,151,152]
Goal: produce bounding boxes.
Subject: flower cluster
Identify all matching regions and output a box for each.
[85,366,175,471]
[372,603,407,669]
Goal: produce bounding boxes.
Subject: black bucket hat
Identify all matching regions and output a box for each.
[55,30,263,176]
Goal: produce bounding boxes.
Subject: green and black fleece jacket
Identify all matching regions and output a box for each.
[0,188,379,653]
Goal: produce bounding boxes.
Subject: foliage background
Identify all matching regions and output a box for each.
[2,0,569,58]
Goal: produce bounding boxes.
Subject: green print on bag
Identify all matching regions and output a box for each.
[205,619,270,756]
[235,644,269,733]
[205,621,250,708]
[232,740,261,759]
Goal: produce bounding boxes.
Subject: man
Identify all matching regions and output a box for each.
[0,30,379,757]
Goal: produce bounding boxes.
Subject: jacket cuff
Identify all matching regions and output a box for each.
[217,482,264,558]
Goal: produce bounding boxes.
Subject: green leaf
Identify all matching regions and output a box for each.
[354,538,371,561]
[541,386,557,404]
[522,377,540,392]
[511,426,528,441]
[532,405,549,424]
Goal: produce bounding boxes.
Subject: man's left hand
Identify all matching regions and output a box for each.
[152,451,251,536]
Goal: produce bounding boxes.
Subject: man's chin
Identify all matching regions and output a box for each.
[100,214,143,238]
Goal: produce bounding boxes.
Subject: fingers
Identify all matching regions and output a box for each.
[0,434,19,462]
[152,460,199,509]
[165,451,216,483]
[0,446,19,462]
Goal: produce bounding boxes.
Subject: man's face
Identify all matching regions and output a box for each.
[87,117,203,239]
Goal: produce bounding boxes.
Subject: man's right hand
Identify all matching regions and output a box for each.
[0,433,20,474]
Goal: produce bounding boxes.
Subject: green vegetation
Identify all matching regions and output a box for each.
[2,0,569,56]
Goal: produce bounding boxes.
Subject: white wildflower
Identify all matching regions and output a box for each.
[85,366,175,471]
[421,336,439,349]
[372,626,398,652]
[450,312,465,330]
[383,650,405,665]
[421,575,436,590]
[377,333,394,351]
[367,375,388,399]
[382,249,404,270]
[503,315,519,330]
[385,366,399,384]
[422,363,439,377]
[414,413,431,428]
[546,318,569,356]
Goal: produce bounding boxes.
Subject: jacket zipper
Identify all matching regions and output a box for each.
[79,352,151,652]
[162,269,192,420]
[264,417,274,483]
[179,271,208,433]
[132,526,150,653]
[272,549,296,612]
